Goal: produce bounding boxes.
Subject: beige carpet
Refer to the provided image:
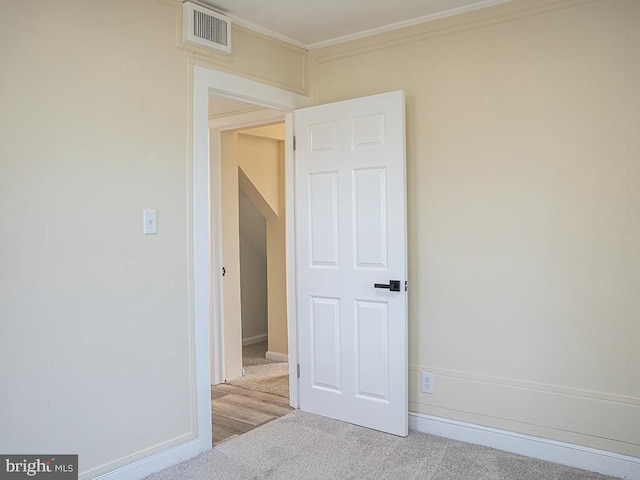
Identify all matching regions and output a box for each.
[227,342,289,398]
[146,410,618,480]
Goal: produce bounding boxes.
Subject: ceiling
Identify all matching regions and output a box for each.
[198,0,510,49]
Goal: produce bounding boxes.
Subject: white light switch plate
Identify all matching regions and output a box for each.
[143,209,157,235]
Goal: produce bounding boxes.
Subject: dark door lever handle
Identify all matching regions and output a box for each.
[374,280,401,292]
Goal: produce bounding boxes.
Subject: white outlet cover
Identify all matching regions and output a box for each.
[421,371,434,394]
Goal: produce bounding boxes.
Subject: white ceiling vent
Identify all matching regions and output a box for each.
[183,2,231,55]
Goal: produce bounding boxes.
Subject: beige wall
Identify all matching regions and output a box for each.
[239,190,268,342]
[220,131,244,380]
[0,1,193,476]
[237,132,289,357]
[188,26,306,95]
[0,0,305,478]
[239,238,268,341]
[238,133,281,215]
[267,141,289,356]
[308,0,640,457]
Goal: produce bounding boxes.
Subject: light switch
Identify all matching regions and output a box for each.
[143,209,157,235]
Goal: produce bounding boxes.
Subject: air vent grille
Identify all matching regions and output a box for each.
[193,10,228,46]
[183,2,232,55]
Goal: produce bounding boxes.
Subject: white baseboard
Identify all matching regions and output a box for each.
[265,350,288,362]
[242,333,268,346]
[409,412,640,480]
[92,437,208,480]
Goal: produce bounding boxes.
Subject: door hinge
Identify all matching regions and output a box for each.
[293,136,296,151]
[297,364,300,378]
[405,280,408,291]
[222,266,226,277]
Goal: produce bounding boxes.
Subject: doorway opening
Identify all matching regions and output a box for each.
[207,95,293,443]
[192,65,306,454]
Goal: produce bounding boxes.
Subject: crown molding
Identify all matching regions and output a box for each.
[307,0,512,50]
[193,0,513,51]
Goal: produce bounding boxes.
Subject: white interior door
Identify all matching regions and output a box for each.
[294,91,408,436]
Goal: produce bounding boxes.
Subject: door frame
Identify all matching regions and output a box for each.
[192,64,307,444]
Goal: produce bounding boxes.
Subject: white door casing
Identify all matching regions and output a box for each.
[294,91,408,436]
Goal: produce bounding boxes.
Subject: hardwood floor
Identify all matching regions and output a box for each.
[211,384,293,445]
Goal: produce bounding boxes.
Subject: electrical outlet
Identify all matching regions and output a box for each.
[421,371,434,394]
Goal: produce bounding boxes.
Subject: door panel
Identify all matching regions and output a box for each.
[353,167,388,269]
[295,91,407,436]
[308,173,339,267]
[355,300,389,401]
[310,296,341,392]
